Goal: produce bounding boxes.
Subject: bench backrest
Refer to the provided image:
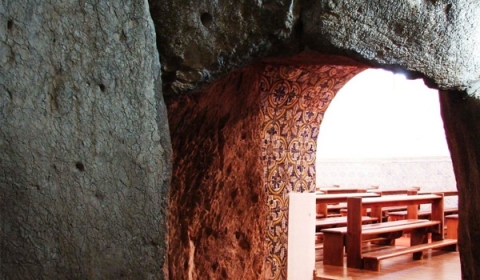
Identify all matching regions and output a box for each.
[419,190,458,197]
[353,194,444,221]
[315,193,380,217]
[369,189,418,195]
[320,188,367,194]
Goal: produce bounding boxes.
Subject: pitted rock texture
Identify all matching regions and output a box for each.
[167,65,267,280]
[0,1,171,279]
[302,0,480,92]
[149,0,301,96]
[150,0,480,95]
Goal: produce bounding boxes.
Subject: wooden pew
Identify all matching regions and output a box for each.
[316,188,371,216]
[315,215,378,247]
[368,188,419,195]
[316,216,377,231]
[316,192,380,218]
[418,190,458,196]
[321,194,457,270]
[388,207,458,221]
[315,192,380,246]
[340,189,419,219]
[445,214,459,239]
[388,190,458,221]
[318,187,368,194]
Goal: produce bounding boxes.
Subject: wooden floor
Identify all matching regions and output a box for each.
[315,237,461,280]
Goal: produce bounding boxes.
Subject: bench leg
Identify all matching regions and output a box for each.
[410,228,429,260]
[323,233,344,266]
[446,218,458,239]
[363,258,381,271]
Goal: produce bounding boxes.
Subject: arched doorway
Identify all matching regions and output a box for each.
[316,69,456,205]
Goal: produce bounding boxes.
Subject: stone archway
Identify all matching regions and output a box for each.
[166,52,367,279]
[151,1,480,277]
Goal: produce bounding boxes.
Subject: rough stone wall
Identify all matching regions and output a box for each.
[150,0,480,95]
[166,64,267,280]
[0,1,171,279]
[302,0,480,90]
[149,0,301,95]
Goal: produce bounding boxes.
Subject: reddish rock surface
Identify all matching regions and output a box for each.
[167,53,366,279]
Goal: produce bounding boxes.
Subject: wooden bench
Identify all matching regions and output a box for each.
[340,205,408,217]
[445,214,458,239]
[316,192,380,218]
[362,239,457,271]
[368,188,420,195]
[321,219,441,266]
[388,190,458,221]
[341,189,418,219]
[316,216,377,231]
[315,216,378,246]
[317,188,370,216]
[318,187,368,194]
[418,190,458,196]
[388,207,458,221]
[321,194,457,270]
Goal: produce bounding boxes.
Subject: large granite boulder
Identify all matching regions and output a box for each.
[0,1,171,279]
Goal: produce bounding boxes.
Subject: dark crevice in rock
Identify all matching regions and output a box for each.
[98,84,106,92]
[75,162,85,172]
[200,12,213,28]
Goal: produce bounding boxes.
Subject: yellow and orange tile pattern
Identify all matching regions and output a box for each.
[259,63,363,279]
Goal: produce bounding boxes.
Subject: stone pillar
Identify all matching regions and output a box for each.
[440,90,480,280]
[0,1,171,279]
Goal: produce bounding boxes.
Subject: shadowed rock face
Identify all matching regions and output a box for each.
[3,0,480,279]
[1,1,171,279]
[149,0,302,96]
[150,0,480,95]
[302,0,480,91]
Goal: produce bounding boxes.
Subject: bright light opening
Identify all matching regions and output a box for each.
[317,69,450,159]
[316,69,456,200]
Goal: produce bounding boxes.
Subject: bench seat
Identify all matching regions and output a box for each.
[321,219,440,266]
[362,238,458,271]
[316,216,377,230]
[322,219,440,236]
[361,219,440,237]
